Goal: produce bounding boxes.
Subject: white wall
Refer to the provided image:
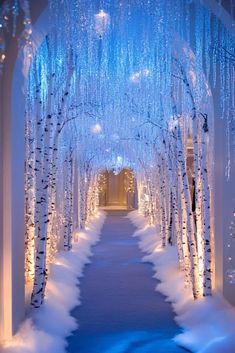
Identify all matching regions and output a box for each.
[0,4,49,340]
[212,76,235,304]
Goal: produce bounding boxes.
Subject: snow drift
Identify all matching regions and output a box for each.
[1,211,106,353]
[128,210,235,353]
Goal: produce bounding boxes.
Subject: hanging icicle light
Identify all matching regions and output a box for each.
[130,71,141,83]
[130,69,150,83]
[94,9,110,38]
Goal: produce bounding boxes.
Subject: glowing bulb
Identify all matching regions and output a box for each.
[117,156,123,164]
[94,10,110,37]
[130,71,141,83]
[142,68,150,77]
[0,54,6,62]
[91,123,102,134]
[130,69,150,83]
[98,9,106,18]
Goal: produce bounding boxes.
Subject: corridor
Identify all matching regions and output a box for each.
[66,211,188,353]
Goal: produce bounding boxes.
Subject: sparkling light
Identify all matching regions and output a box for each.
[91,123,102,134]
[94,9,110,38]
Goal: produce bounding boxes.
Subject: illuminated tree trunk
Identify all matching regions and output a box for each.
[166,130,184,260]
[147,175,156,225]
[173,58,212,297]
[84,165,91,223]
[184,63,211,296]
[63,147,73,250]
[25,106,36,282]
[73,157,79,229]
[47,60,75,260]
[31,112,51,308]
[172,177,184,268]
[199,115,212,296]
[88,173,98,218]
[157,161,167,247]
[31,54,55,306]
[162,160,171,244]
[192,117,204,293]
[79,162,86,229]
[177,126,200,298]
[170,95,191,277]
[46,132,59,264]
[179,173,192,287]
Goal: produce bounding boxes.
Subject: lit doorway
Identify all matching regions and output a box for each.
[98,169,137,210]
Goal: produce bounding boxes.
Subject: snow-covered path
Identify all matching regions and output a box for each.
[66,210,189,353]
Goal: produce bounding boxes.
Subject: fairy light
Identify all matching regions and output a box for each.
[130,69,150,83]
[94,9,110,38]
[226,209,235,284]
[91,123,102,134]
[130,71,141,83]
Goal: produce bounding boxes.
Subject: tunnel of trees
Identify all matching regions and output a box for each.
[21,0,234,307]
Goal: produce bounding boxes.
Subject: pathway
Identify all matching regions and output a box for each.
[66,210,189,353]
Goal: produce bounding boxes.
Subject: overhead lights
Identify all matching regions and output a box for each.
[94,9,110,38]
[90,123,102,134]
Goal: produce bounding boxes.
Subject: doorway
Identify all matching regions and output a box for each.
[98,169,137,210]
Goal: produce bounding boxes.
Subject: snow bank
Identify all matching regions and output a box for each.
[128,210,235,353]
[2,211,106,353]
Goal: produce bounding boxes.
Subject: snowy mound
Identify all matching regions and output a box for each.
[128,210,235,353]
[2,211,106,353]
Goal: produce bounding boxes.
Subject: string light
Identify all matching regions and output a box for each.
[94,9,110,38]
[226,208,235,284]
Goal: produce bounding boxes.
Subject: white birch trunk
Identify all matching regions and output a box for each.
[199,116,212,296]
[63,148,73,250]
[170,133,185,267]
[79,162,86,229]
[177,126,200,298]
[159,173,167,247]
[47,59,75,261]
[25,108,36,282]
[31,112,51,307]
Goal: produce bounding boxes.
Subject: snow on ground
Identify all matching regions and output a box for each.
[1,211,106,353]
[128,210,235,353]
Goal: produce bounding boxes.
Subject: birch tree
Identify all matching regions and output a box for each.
[173,58,212,296]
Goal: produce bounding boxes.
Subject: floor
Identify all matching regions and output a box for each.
[66,210,189,353]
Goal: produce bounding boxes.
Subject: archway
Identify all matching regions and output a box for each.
[23,4,215,305]
[4,1,216,337]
